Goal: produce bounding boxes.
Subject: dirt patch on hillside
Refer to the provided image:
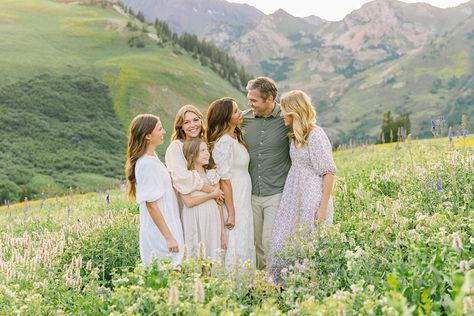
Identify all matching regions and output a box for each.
[105,18,126,32]
[0,18,16,24]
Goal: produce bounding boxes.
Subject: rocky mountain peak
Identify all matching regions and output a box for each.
[303,15,326,26]
[270,8,293,18]
[346,0,399,25]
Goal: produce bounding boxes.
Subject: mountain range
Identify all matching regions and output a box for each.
[122,0,474,143]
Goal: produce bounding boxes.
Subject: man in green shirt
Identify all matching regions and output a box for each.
[241,77,291,269]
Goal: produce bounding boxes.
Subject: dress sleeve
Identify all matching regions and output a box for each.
[165,140,204,194]
[135,158,164,203]
[212,136,233,180]
[308,127,336,176]
[206,169,221,186]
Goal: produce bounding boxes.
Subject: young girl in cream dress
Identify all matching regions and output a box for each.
[180,138,227,260]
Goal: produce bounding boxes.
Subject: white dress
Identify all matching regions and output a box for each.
[135,155,184,266]
[181,170,222,260]
[213,134,256,267]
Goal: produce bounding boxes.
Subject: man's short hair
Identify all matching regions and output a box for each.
[246,76,278,101]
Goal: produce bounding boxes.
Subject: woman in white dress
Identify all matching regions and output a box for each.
[165,105,215,196]
[180,138,227,260]
[125,114,184,266]
[206,97,256,267]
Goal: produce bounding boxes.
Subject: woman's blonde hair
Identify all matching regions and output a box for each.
[183,138,208,171]
[280,90,317,148]
[125,114,159,199]
[171,105,205,141]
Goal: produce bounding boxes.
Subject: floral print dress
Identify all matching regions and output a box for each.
[267,126,336,282]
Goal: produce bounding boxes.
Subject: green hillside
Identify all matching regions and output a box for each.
[283,11,474,145]
[0,0,247,202]
[332,14,474,142]
[0,74,126,201]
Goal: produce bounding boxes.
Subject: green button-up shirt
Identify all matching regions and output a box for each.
[241,103,291,196]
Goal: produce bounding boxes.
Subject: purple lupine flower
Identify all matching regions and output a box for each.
[40,200,45,209]
[463,129,468,139]
[448,127,453,143]
[436,178,443,192]
[106,194,110,204]
[431,120,436,131]
[455,130,461,139]
[438,115,445,121]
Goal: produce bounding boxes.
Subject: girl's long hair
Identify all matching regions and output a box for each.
[206,97,244,167]
[125,114,159,199]
[171,105,205,141]
[183,138,207,171]
[280,90,317,148]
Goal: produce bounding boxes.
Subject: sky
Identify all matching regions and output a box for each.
[228,0,470,21]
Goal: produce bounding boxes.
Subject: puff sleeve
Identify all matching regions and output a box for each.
[135,157,164,203]
[308,127,336,176]
[165,140,204,194]
[212,135,233,180]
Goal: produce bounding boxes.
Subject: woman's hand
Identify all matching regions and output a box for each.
[211,187,224,201]
[225,215,235,230]
[314,207,327,224]
[166,236,179,253]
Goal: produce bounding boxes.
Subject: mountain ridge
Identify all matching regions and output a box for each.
[120,0,474,142]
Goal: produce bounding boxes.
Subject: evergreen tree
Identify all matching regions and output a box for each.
[149,16,253,91]
[137,11,145,23]
[380,111,411,143]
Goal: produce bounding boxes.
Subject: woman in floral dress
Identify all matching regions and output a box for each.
[267,90,336,282]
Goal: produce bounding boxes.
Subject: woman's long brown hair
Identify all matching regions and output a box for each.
[206,97,244,167]
[125,114,159,199]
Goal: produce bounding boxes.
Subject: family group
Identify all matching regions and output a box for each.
[125,77,336,282]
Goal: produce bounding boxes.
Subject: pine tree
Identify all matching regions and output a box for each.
[137,11,145,23]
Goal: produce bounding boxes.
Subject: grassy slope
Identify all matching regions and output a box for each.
[0,0,247,201]
[0,0,247,136]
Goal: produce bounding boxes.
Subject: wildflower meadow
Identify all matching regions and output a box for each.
[0,135,472,315]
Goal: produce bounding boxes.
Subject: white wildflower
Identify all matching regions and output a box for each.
[463,297,473,314]
[460,260,470,272]
[193,278,205,304]
[350,284,362,294]
[450,232,463,251]
[168,286,179,306]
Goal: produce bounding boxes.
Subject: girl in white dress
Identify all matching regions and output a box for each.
[125,114,184,266]
[206,97,256,267]
[179,138,227,260]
